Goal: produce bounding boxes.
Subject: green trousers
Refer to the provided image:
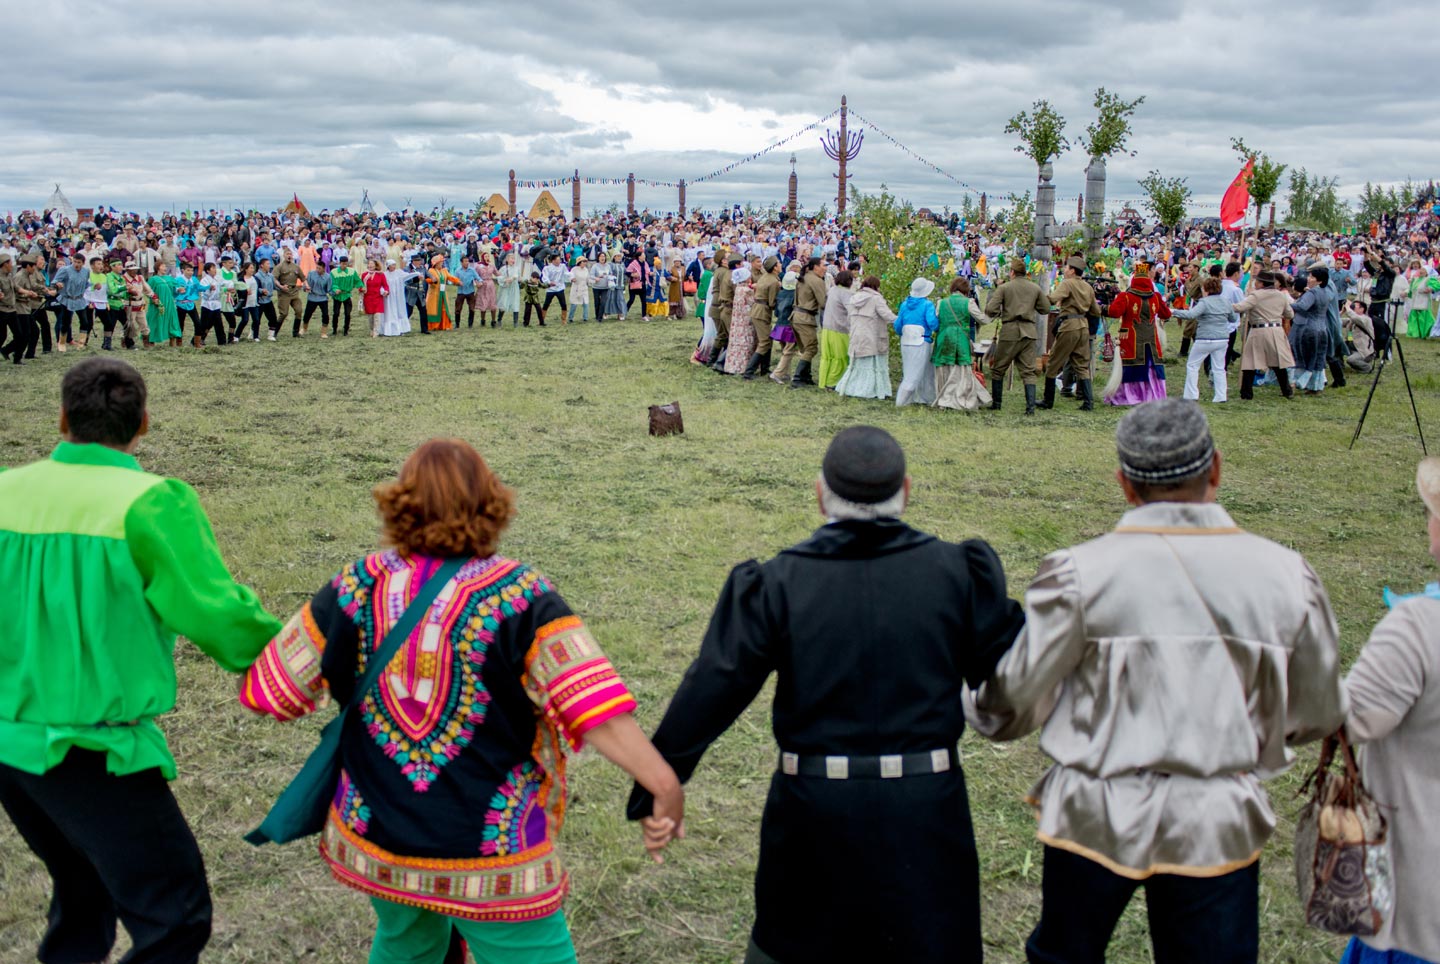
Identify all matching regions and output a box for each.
[368,898,576,964]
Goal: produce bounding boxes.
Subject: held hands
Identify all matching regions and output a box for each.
[641,784,685,864]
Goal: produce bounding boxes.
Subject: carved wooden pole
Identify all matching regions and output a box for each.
[507,169,516,216]
[678,179,686,218]
[1268,202,1276,234]
[788,154,798,220]
[572,170,581,221]
[979,192,988,223]
[821,94,863,217]
[627,173,635,215]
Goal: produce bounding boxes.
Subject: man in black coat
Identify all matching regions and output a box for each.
[629,426,1024,964]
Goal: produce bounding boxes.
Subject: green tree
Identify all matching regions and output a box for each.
[960,193,978,223]
[1005,100,1070,167]
[1230,138,1286,233]
[1002,191,1034,251]
[1077,88,1145,256]
[849,185,950,307]
[1138,170,1191,247]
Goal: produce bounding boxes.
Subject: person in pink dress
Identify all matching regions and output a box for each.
[475,253,499,327]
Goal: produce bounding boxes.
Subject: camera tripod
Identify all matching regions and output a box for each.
[1349,324,1427,455]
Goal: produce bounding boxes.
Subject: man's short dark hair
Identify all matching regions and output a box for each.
[1224,261,1241,278]
[62,358,147,446]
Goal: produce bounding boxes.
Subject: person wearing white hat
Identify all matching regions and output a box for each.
[893,276,938,406]
[1342,456,1440,964]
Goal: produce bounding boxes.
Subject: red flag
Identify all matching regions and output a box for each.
[1220,159,1253,230]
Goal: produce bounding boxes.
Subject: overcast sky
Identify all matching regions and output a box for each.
[4,0,1436,217]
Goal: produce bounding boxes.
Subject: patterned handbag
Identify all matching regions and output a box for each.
[1293,730,1393,936]
[1100,331,1116,362]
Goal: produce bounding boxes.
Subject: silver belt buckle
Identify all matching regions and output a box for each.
[781,752,799,776]
[931,749,952,773]
[879,754,903,779]
[824,756,849,780]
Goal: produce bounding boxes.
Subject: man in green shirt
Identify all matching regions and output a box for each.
[329,253,362,336]
[0,357,281,964]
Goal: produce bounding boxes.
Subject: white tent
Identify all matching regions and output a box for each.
[351,190,377,215]
[46,184,77,224]
[372,199,392,217]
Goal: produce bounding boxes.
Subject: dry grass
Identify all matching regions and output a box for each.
[2,308,1435,963]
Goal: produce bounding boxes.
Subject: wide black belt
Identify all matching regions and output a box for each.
[779,746,961,780]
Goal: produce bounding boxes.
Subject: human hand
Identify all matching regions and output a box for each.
[642,785,685,864]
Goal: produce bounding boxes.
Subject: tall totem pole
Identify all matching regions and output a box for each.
[788,153,798,219]
[572,171,581,221]
[507,170,516,216]
[822,95,863,216]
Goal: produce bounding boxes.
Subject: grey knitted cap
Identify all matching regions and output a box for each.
[1115,399,1215,485]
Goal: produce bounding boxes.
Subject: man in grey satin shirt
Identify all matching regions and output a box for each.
[967,398,1346,964]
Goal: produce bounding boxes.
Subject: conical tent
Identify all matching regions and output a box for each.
[282,193,311,218]
[527,190,564,220]
[350,190,375,214]
[372,199,392,217]
[481,193,509,216]
[46,184,78,223]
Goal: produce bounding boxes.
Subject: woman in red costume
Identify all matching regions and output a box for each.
[1104,262,1172,405]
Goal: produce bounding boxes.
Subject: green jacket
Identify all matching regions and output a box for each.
[330,266,362,301]
[105,271,129,310]
[0,442,281,778]
[932,294,974,366]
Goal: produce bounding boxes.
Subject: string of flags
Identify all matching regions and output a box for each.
[846,110,990,195]
[688,108,843,184]
[513,176,680,189]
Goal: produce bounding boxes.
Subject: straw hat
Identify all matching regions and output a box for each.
[1418,458,1440,516]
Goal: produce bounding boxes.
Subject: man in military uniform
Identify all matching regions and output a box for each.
[744,255,781,380]
[1040,256,1102,411]
[14,253,55,360]
[0,253,20,364]
[271,248,305,338]
[783,257,827,388]
[986,261,1052,414]
[707,251,735,371]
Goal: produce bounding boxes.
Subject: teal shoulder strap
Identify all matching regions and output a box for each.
[347,556,466,711]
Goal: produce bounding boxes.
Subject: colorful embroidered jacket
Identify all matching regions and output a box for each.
[0,442,281,779]
[240,552,637,922]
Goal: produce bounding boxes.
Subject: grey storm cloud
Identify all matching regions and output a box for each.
[1,0,1435,215]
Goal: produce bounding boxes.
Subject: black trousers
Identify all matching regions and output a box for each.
[99,307,123,335]
[0,750,212,964]
[258,301,278,332]
[523,302,544,326]
[592,288,607,319]
[301,300,329,332]
[541,290,566,319]
[197,307,227,345]
[1,310,23,361]
[237,305,261,339]
[1240,367,1293,399]
[1027,846,1258,964]
[13,308,43,358]
[332,298,352,333]
[176,306,199,337]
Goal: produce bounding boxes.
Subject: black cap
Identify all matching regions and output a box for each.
[822,426,906,504]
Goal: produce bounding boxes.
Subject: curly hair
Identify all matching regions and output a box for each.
[373,438,516,558]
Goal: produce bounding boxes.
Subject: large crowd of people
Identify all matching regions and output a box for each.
[5,357,1440,964]
[3,203,1436,420]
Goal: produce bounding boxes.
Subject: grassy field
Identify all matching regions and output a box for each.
[2,308,1437,964]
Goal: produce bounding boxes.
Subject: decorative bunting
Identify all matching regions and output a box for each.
[688,108,842,184]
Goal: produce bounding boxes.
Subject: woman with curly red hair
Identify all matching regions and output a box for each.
[242,438,682,964]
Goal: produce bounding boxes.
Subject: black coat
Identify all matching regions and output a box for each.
[629,519,1023,963]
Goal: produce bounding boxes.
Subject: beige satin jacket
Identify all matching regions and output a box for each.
[967,502,1346,879]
